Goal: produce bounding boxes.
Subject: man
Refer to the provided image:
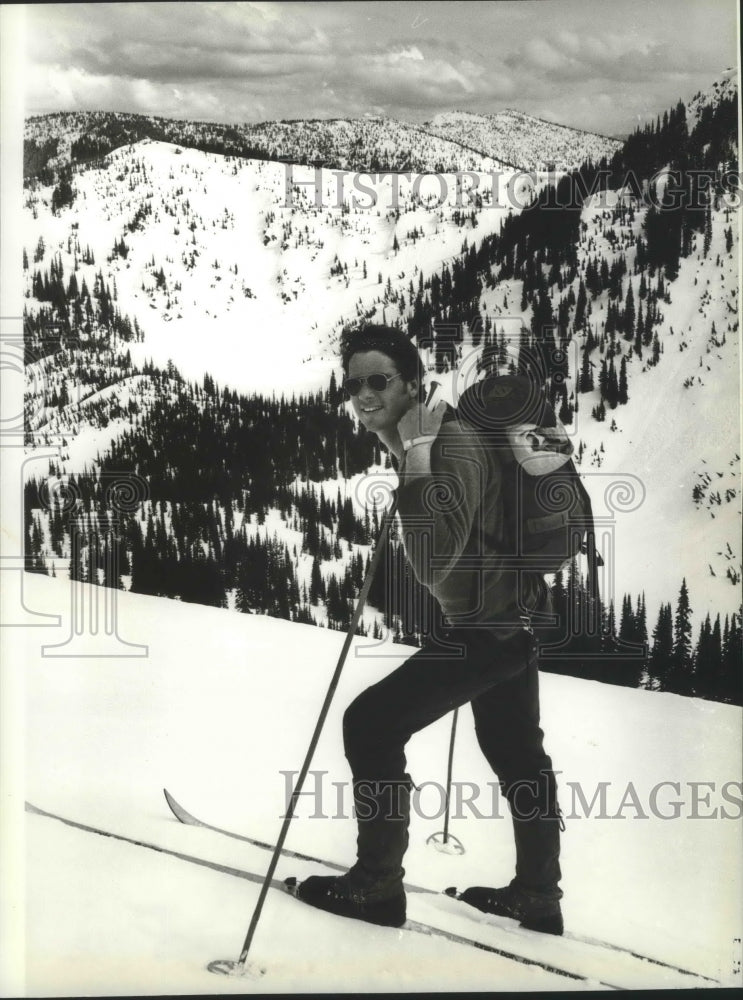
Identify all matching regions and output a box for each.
[292,324,564,935]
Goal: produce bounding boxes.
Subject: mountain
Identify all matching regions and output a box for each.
[423,109,623,171]
[686,70,739,128]
[17,571,743,993]
[24,106,626,182]
[22,139,527,402]
[23,110,506,179]
[20,76,741,701]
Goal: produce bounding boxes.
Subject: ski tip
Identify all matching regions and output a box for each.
[162,788,182,819]
[162,788,199,826]
[444,886,460,898]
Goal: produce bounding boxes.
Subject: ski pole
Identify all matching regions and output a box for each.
[231,497,398,972]
[426,706,464,854]
[442,707,458,844]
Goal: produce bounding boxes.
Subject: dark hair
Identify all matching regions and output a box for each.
[340,324,424,396]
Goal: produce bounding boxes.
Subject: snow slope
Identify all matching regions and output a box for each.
[423,184,742,636]
[566,190,741,629]
[24,110,508,176]
[22,138,741,628]
[23,140,523,399]
[22,108,741,628]
[8,573,742,994]
[425,109,623,171]
[686,72,739,129]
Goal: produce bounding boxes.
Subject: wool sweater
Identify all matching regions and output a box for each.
[395,414,544,634]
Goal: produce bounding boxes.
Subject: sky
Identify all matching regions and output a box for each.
[20,0,739,138]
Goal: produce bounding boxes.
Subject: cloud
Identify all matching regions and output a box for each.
[522,38,572,74]
[512,27,723,89]
[387,46,425,64]
[30,2,331,85]
[22,0,738,136]
[355,48,476,101]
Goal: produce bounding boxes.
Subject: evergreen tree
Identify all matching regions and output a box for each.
[670,579,694,693]
[602,599,618,654]
[51,168,75,214]
[703,199,712,257]
[636,592,648,647]
[579,343,594,393]
[624,281,635,339]
[573,280,587,330]
[606,358,619,408]
[720,611,742,704]
[309,556,325,604]
[650,601,674,690]
[618,594,634,646]
[651,331,661,366]
[694,612,724,699]
[634,305,644,357]
[618,355,628,405]
[558,390,572,426]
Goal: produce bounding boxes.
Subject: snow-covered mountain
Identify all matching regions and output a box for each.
[12,571,742,994]
[19,72,742,682]
[571,189,740,629]
[424,109,623,171]
[24,105,626,181]
[24,110,506,177]
[22,149,741,630]
[9,79,743,992]
[22,140,527,399]
[687,70,739,128]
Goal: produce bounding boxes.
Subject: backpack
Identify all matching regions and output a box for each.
[451,373,602,618]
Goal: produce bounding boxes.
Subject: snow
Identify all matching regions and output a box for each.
[460,183,741,632]
[22,140,517,399]
[568,192,742,627]
[21,127,741,636]
[7,572,742,994]
[12,97,743,991]
[425,109,623,170]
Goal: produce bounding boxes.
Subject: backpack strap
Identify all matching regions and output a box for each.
[577,481,603,635]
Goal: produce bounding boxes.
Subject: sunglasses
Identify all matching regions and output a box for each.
[343,372,402,396]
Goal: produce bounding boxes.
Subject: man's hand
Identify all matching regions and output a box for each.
[397,399,446,445]
[397,400,446,475]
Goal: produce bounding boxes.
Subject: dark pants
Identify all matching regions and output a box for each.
[343,626,561,893]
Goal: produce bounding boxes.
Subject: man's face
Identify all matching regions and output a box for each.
[346,350,418,435]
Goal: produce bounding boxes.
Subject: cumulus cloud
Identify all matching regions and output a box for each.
[30,2,330,84]
[350,47,479,108]
[23,0,738,135]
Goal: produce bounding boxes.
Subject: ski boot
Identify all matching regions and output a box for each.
[286,864,406,927]
[447,879,563,936]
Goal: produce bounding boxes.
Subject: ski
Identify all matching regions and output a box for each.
[280,875,614,987]
[163,788,719,985]
[26,800,613,988]
[164,787,350,876]
[26,800,285,890]
[440,888,720,984]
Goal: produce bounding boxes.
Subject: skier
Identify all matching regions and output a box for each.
[291,324,564,935]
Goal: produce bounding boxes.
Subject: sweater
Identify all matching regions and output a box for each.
[395,413,544,634]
